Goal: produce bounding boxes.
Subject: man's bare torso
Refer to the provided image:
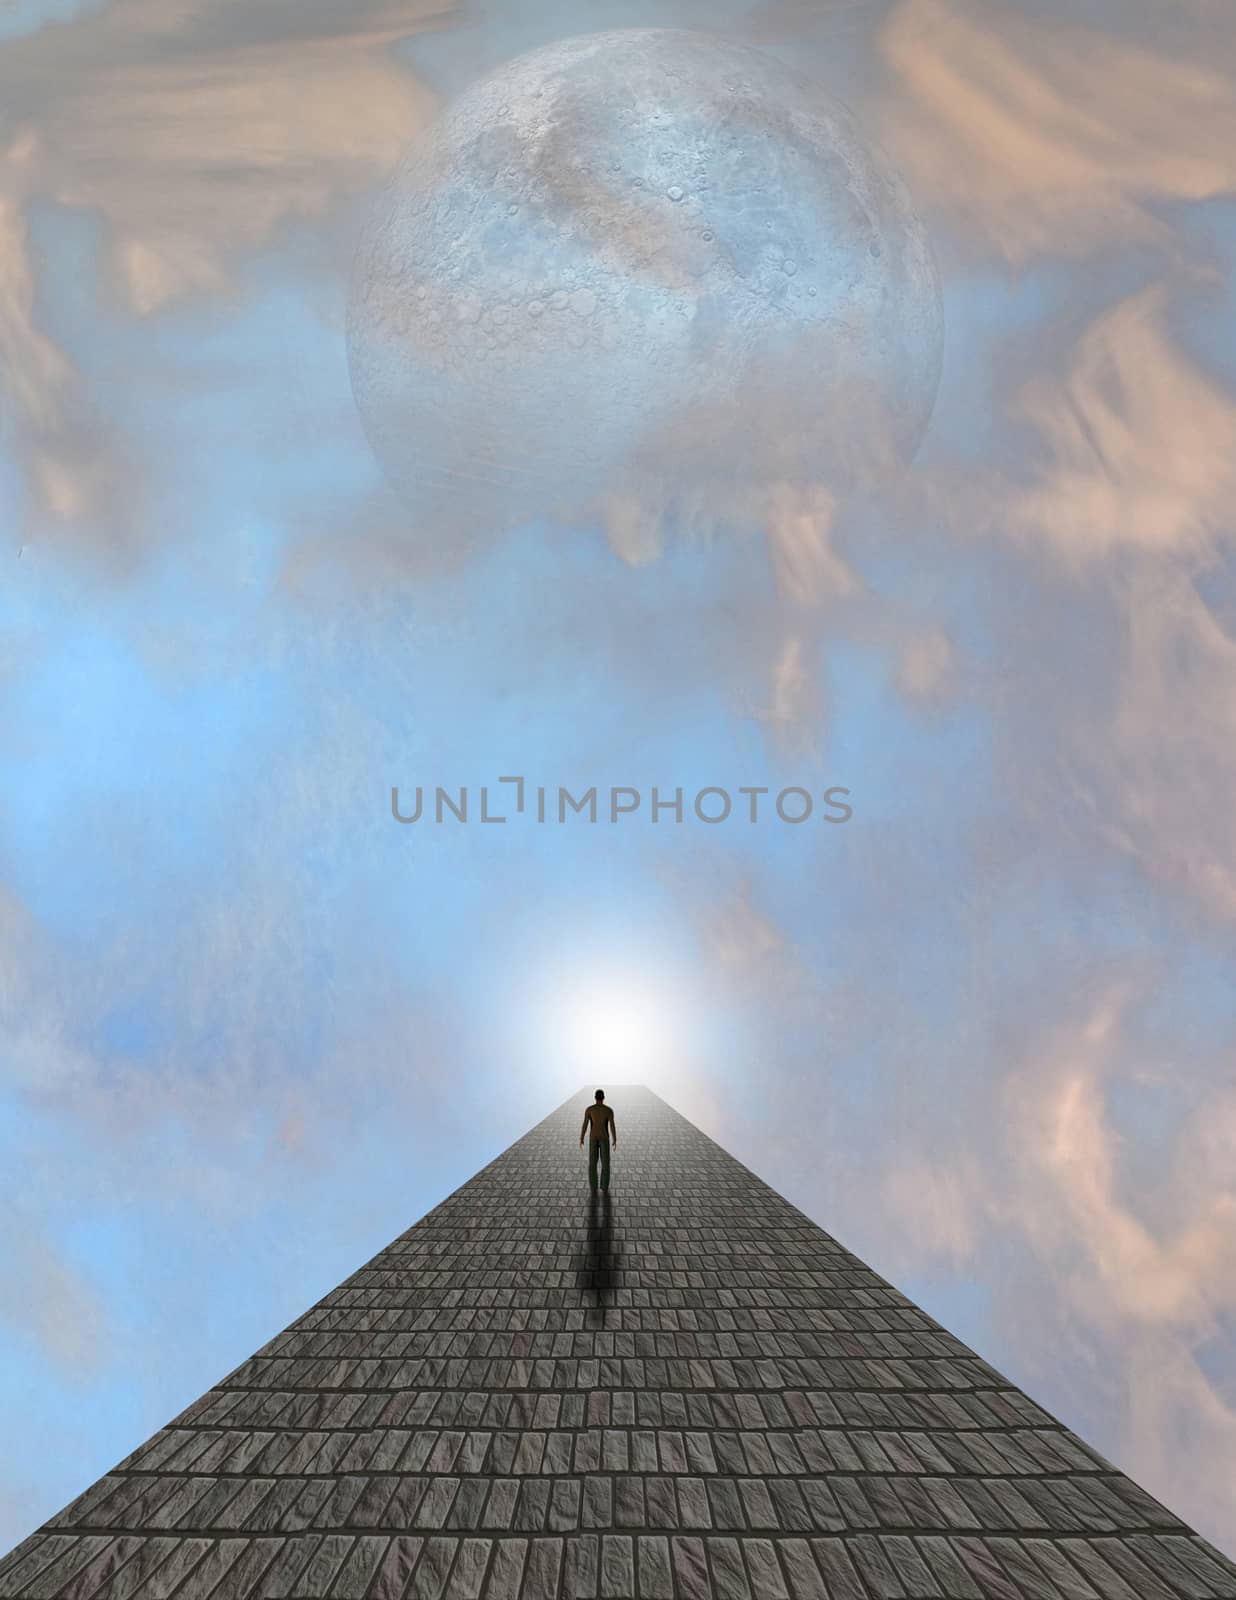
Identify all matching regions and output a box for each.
[583,1104,614,1139]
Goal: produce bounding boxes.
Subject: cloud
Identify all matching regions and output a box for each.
[960,545,1236,936]
[1003,284,1236,571]
[0,131,137,556]
[874,260,1236,923]
[0,889,102,1104]
[0,897,113,1377]
[19,0,442,313]
[0,0,110,47]
[764,483,863,610]
[876,0,1236,263]
[1068,564,1236,924]
[878,268,1236,924]
[753,634,824,745]
[594,474,862,762]
[738,0,893,47]
[901,277,1236,562]
[0,0,443,543]
[882,1150,982,1267]
[992,977,1236,1530]
[699,875,802,995]
[0,1220,111,1378]
[894,622,954,701]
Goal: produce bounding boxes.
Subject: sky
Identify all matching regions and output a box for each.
[2,0,1236,1564]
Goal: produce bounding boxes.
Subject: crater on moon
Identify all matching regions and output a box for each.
[347,27,944,548]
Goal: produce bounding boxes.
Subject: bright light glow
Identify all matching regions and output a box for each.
[506,939,729,1122]
[524,958,686,1085]
[559,979,675,1076]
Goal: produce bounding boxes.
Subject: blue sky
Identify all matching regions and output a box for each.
[2,0,1236,1565]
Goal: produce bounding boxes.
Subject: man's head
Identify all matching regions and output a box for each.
[595,1089,604,1102]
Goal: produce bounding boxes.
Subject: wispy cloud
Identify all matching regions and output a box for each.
[995,977,1236,1532]
[893,623,954,702]
[697,875,806,1001]
[898,273,1236,572]
[0,1218,111,1377]
[1003,284,1236,570]
[1072,565,1236,924]
[900,283,1236,922]
[876,0,1236,263]
[0,0,444,544]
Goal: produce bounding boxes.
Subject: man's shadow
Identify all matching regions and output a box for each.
[575,1190,622,1321]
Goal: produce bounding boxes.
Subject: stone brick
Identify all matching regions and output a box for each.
[1056,1540,1146,1600]
[848,1532,910,1598]
[741,1537,790,1599]
[599,1533,633,1599]
[705,1536,751,1600]
[635,1534,673,1600]
[776,1538,830,1600]
[916,1534,984,1598]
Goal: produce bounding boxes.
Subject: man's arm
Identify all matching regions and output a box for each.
[609,1107,617,1147]
[580,1112,588,1146]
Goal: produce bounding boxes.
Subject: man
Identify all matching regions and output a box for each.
[579,1089,617,1192]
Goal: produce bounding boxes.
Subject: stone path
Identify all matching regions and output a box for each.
[2,1085,1234,1597]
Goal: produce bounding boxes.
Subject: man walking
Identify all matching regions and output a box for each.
[579,1089,617,1192]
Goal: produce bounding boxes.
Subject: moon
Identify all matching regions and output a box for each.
[347,27,944,547]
